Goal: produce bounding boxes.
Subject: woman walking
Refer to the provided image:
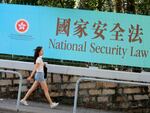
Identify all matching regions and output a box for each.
[20,46,59,108]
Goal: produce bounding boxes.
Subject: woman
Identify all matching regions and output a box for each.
[20,46,59,108]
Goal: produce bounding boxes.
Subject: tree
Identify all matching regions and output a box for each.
[115,0,123,13]
[127,0,136,14]
[2,0,148,15]
[76,0,97,10]
[97,0,106,11]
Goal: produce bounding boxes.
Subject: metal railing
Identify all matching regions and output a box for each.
[73,77,150,113]
[0,69,23,111]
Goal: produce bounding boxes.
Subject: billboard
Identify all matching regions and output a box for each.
[0,4,150,67]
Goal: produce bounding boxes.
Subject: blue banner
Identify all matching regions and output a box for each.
[0,4,150,68]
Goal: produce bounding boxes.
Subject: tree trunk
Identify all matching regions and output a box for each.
[74,0,80,8]
[76,0,83,9]
[115,0,123,13]
[97,0,105,11]
[107,0,113,12]
[59,0,64,8]
[127,0,135,14]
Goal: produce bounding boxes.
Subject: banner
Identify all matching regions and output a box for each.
[0,4,150,68]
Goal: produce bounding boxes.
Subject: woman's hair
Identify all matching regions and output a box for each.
[34,46,42,64]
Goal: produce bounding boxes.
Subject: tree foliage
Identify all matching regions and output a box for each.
[0,0,150,15]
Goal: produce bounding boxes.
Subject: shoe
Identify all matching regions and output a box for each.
[50,102,59,109]
[20,99,29,106]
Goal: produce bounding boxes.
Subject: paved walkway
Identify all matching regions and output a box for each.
[0,99,125,113]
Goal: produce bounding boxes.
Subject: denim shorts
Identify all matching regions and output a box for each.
[34,72,45,82]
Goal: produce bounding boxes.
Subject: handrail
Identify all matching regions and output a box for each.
[0,69,23,111]
[73,77,150,113]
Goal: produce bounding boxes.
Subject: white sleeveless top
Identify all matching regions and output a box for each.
[36,56,44,72]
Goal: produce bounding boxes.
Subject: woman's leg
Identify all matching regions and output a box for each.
[22,81,39,100]
[40,81,53,104]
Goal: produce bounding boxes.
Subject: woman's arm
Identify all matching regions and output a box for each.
[27,63,40,81]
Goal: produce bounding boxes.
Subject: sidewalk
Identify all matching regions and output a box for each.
[0,99,125,113]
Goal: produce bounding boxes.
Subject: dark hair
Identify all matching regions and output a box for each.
[34,46,42,64]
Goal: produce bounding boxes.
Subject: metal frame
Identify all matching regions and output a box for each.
[0,69,23,111]
[73,77,150,113]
